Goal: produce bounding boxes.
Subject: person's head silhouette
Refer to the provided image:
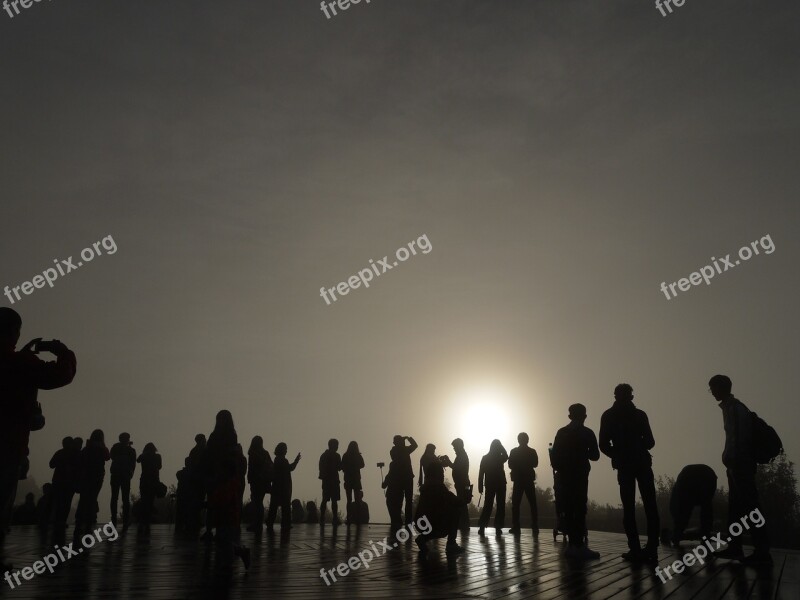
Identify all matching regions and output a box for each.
[89,429,105,446]
[143,442,157,454]
[249,436,264,453]
[708,374,733,401]
[195,433,206,446]
[328,439,339,452]
[346,441,359,454]
[568,403,587,423]
[0,307,22,351]
[393,435,404,447]
[452,438,464,452]
[119,432,131,445]
[489,439,503,454]
[62,436,73,449]
[614,383,634,402]
[424,443,436,456]
[517,432,529,446]
[275,442,288,457]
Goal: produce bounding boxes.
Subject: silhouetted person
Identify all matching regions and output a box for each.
[246,436,273,533]
[341,441,364,525]
[440,438,471,532]
[304,500,319,524]
[0,307,76,569]
[347,489,370,526]
[389,435,418,526]
[508,432,539,537]
[109,432,136,528]
[12,493,36,525]
[708,375,771,565]
[415,461,468,557]
[266,443,300,532]
[319,439,342,526]
[175,458,191,532]
[552,403,600,560]
[418,444,439,488]
[187,433,207,533]
[137,442,162,533]
[668,464,717,546]
[478,439,508,536]
[50,436,76,530]
[209,455,250,571]
[383,461,404,528]
[75,429,109,532]
[291,499,305,523]
[201,410,239,541]
[37,483,53,529]
[599,383,659,562]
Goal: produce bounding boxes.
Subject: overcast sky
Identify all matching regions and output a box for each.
[1,0,798,521]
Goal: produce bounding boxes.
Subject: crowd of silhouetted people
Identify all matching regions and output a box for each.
[0,307,778,576]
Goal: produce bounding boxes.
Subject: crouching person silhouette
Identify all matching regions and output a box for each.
[414,461,470,558]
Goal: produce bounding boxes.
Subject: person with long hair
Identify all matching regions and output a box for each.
[201,410,238,541]
[341,441,364,525]
[246,436,273,533]
[75,429,110,533]
[477,439,508,537]
[419,443,439,488]
[137,442,162,533]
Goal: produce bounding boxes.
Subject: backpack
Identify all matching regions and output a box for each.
[751,411,783,463]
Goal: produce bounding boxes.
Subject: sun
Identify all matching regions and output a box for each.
[456,385,515,454]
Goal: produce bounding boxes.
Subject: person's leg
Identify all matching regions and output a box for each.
[320,498,328,524]
[479,487,496,529]
[526,482,539,532]
[281,498,292,528]
[110,477,120,524]
[266,496,278,528]
[672,503,691,544]
[121,478,131,526]
[495,485,506,531]
[0,461,19,543]
[734,466,769,555]
[721,468,745,553]
[638,467,660,550]
[403,483,413,525]
[331,499,338,524]
[511,483,522,530]
[699,499,713,539]
[618,469,640,551]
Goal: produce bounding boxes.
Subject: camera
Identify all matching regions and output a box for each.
[377,462,385,468]
[33,339,60,354]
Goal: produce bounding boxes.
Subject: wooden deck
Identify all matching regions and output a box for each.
[2,525,797,599]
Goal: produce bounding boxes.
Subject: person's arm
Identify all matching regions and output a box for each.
[406,437,418,454]
[641,412,655,450]
[49,451,59,469]
[137,454,143,464]
[507,448,517,471]
[290,453,301,471]
[499,446,509,464]
[478,457,485,493]
[550,432,563,472]
[418,458,424,487]
[598,413,613,458]
[156,454,162,470]
[26,342,77,390]
[531,448,539,469]
[587,430,600,462]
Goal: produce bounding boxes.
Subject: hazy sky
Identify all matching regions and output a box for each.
[1,0,798,521]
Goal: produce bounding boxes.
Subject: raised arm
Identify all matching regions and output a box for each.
[406,437,418,454]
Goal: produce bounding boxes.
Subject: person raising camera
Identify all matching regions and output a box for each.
[0,307,76,571]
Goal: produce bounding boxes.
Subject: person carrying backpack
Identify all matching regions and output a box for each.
[708,374,772,566]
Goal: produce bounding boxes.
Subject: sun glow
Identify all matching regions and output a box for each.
[456,385,516,455]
